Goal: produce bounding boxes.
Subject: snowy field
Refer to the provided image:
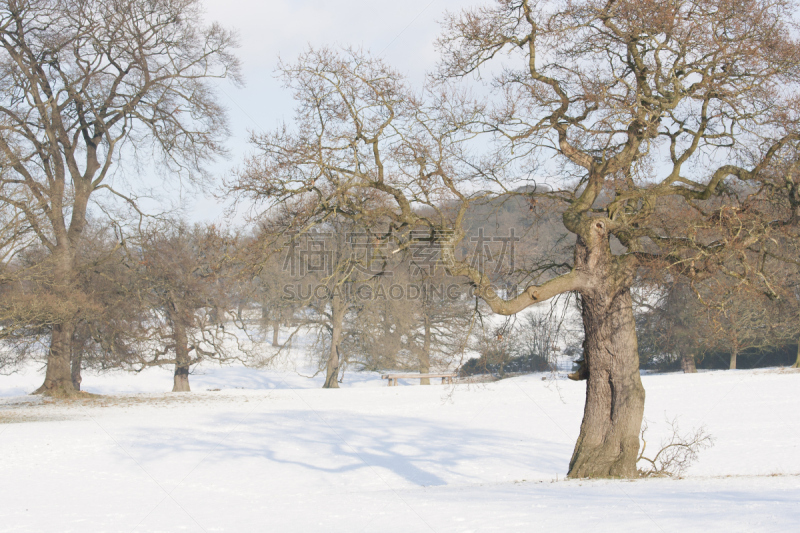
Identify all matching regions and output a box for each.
[1,364,798,532]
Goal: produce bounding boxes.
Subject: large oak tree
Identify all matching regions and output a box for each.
[236,0,800,478]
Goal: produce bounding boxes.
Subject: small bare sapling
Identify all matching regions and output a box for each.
[637,417,714,478]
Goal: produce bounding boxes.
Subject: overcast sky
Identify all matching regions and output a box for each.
[187,0,467,222]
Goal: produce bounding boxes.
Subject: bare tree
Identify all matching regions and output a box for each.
[462,301,566,378]
[254,254,295,347]
[637,418,714,477]
[352,265,475,383]
[635,280,705,373]
[235,0,800,477]
[285,217,392,388]
[0,0,240,396]
[126,221,249,392]
[433,0,800,477]
[63,223,141,390]
[515,301,569,370]
[0,219,152,390]
[409,275,475,383]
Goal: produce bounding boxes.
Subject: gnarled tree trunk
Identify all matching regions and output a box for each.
[35,251,82,398]
[36,322,78,397]
[567,225,645,479]
[729,347,738,370]
[451,214,647,478]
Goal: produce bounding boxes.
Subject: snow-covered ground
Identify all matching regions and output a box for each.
[1,364,798,532]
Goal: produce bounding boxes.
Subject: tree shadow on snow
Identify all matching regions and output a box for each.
[125,410,567,487]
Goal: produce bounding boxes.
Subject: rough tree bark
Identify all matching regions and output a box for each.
[444,214,646,478]
[730,346,739,370]
[36,322,77,397]
[33,210,88,397]
[456,216,646,478]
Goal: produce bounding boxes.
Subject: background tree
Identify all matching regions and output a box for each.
[408,272,474,383]
[702,287,785,370]
[461,300,569,378]
[0,197,40,372]
[352,264,475,384]
[246,220,305,348]
[254,254,295,347]
[349,271,420,376]
[0,219,149,390]
[286,217,392,388]
[63,223,143,391]
[0,0,240,396]
[635,280,704,373]
[128,221,249,392]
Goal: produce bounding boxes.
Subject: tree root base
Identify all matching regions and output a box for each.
[31,387,100,400]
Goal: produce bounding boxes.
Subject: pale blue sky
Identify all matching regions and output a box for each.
[187,0,467,223]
